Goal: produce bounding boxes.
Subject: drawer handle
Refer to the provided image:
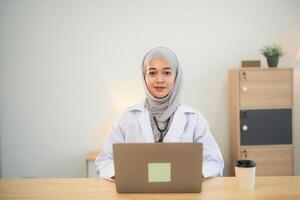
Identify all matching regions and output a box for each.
[243,150,247,158]
[242,125,248,132]
[241,86,248,92]
[242,72,247,80]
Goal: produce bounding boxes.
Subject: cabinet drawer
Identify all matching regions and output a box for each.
[240,147,293,176]
[240,109,292,145]
[239,70,292,108]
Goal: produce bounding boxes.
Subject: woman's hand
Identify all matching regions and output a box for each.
[103,176,115,183]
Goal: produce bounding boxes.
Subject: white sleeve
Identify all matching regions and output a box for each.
[194,116,224,178]
[95,121,125,180]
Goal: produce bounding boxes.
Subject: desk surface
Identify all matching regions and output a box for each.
[1,176,300,200]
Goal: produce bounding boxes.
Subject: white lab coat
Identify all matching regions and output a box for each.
[95,102,224,179]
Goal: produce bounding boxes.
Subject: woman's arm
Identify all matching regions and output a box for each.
[194,116,224,177]
[95,121,125,180]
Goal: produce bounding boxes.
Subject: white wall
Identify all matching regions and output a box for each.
[0,0,299,178]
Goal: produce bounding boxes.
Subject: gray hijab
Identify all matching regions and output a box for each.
[142,47,183,123]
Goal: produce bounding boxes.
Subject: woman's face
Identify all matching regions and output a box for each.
[145,58,175,98]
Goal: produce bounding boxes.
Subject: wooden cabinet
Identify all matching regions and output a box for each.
[240,146,293,176]
[239,69,292,108]
[229,68,293,176]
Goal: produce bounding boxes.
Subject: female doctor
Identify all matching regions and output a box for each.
[95,47,224,180]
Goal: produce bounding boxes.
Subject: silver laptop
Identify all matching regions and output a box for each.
[113,143,203,193]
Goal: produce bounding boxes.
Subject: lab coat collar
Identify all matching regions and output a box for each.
[132,101,196,143]
[163,105,187,142]
[135,101,155,143]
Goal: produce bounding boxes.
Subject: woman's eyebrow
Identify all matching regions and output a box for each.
[147,66,172,71]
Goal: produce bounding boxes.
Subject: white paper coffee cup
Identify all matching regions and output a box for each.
[235,160,256,191]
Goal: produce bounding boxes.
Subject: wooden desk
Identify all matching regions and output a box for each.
[1,177,300,200]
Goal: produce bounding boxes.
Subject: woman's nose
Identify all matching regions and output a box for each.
[156,75,164,83]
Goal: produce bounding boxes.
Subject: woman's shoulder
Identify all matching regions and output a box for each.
[179,104,207,121]
[112,102,145,126]
[127,101,145,112]
[179,104,197,113]
[179,104,200,114]
[117,102,145,119]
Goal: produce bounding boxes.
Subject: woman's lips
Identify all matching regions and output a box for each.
[154,87,166,92]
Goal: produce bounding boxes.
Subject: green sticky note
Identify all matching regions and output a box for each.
[148,163,171,182]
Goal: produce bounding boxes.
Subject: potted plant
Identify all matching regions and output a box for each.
[260,44,284,67]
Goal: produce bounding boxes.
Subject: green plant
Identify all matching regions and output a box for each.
[260,44,284,57]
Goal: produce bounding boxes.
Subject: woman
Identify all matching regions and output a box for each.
[95,47,224,180]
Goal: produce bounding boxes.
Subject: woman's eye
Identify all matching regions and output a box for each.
[164,71,172,76]
[148,71,156,76]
